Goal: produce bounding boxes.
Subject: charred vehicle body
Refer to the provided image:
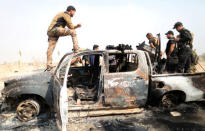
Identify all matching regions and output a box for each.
[0,45,205,130]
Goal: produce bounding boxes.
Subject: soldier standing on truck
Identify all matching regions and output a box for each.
[146,33,160,64]
[146,33,159,49]
[173,22,192,73]
[165,30,178,73]
[46,5,81,70]
[90,45,100,67]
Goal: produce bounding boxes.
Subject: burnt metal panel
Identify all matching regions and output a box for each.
[2,71,53,107]
[103,51,149,108]
[189,73,205,94]
[152,72,205,101]
[104,73,148,107]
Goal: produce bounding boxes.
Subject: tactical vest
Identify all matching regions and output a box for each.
[153,38,159,48]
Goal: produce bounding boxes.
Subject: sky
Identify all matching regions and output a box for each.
[0,0,205,64]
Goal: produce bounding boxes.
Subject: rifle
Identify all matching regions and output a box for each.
[154,33,166,74]
[155,33,161,62]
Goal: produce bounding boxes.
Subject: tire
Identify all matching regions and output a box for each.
[16,99,40,122]
[161,93,177,108]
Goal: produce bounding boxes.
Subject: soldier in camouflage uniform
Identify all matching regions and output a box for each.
[46,5,81,70]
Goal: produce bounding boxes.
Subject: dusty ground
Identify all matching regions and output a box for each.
[1,103,205,131]
[195,59,205,72]
[0,62,47,81]
[0,60,205,131]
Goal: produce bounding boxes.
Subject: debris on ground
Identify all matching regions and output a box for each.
[170,111,181,117]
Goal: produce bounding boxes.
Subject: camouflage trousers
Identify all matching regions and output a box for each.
[46,27,79,68]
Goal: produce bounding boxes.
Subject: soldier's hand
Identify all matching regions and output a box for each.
[160,51,164,55]
[167,55,171,59]
[76,24,82,28]
[174,38,179,42]
[76,57,81,61]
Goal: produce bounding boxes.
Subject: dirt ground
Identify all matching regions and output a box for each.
[195,59,205,72]
[1,103,205,131]
[0,62,47,81]
[0,60,205,131]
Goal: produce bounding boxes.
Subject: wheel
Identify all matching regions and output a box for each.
[161,93,177,108]
[16,99,40,122]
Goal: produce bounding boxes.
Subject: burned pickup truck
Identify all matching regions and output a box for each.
[0,45,205,130]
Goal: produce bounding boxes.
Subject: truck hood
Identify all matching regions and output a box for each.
[2,69,52,94]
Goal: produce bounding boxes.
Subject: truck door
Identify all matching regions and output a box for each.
[103,51,149,108]
[53,54,73,131]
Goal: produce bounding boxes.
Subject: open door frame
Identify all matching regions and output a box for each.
[56,54,73,131]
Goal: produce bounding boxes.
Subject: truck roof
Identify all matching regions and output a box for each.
[64,49,145,56]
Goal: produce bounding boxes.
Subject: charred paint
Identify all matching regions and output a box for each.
[136,69,149,80]
[102,51,149,108]
[152,73,205,102]
[1,70,53,108]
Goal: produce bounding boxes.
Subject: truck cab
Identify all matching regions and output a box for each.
[53,49,151,130]
[1,46,204,131]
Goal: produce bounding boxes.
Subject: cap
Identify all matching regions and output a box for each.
[173,22,183,29]
[165,30,174,35]
[146,33,152,37]
[93,44,99,50]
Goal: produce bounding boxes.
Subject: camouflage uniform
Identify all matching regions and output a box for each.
[46,12,79,68]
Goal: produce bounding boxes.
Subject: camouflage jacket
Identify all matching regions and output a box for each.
[48,12,74,32]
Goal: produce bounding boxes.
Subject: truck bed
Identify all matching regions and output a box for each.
[151,72,205,102]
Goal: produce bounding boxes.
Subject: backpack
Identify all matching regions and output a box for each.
[189,32,198,65]
[189,32,194,49]
[191,49,199,65]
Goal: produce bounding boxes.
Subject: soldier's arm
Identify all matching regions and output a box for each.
[179,30,192,43]
[149,43,156,49]
[64,14,75,29]
[71,57,81,65]
[64,14,81,29]
[74,24,81,29]
[168,43,175,56]
[149,39,156,49]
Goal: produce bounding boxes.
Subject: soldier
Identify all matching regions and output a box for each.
[173,22,192,73]
[146,33,159,49]
[165,30,178,73]
[46,5,81,70]
[146,33,160,64]
[71,57,83,67]
[90,45,99,67]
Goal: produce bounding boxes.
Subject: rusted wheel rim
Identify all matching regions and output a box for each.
[161,94,176,108]
[17,100,40,122]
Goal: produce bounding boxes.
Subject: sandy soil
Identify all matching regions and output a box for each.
[0,62,45,81]
[196,59,205,72]
[1,103,205,131]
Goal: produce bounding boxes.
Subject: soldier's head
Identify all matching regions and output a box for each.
[165,30,174,39]
[93,45,99,51]
[173,22,183,32]
[66,5,76,17]
[146,33,153,40]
